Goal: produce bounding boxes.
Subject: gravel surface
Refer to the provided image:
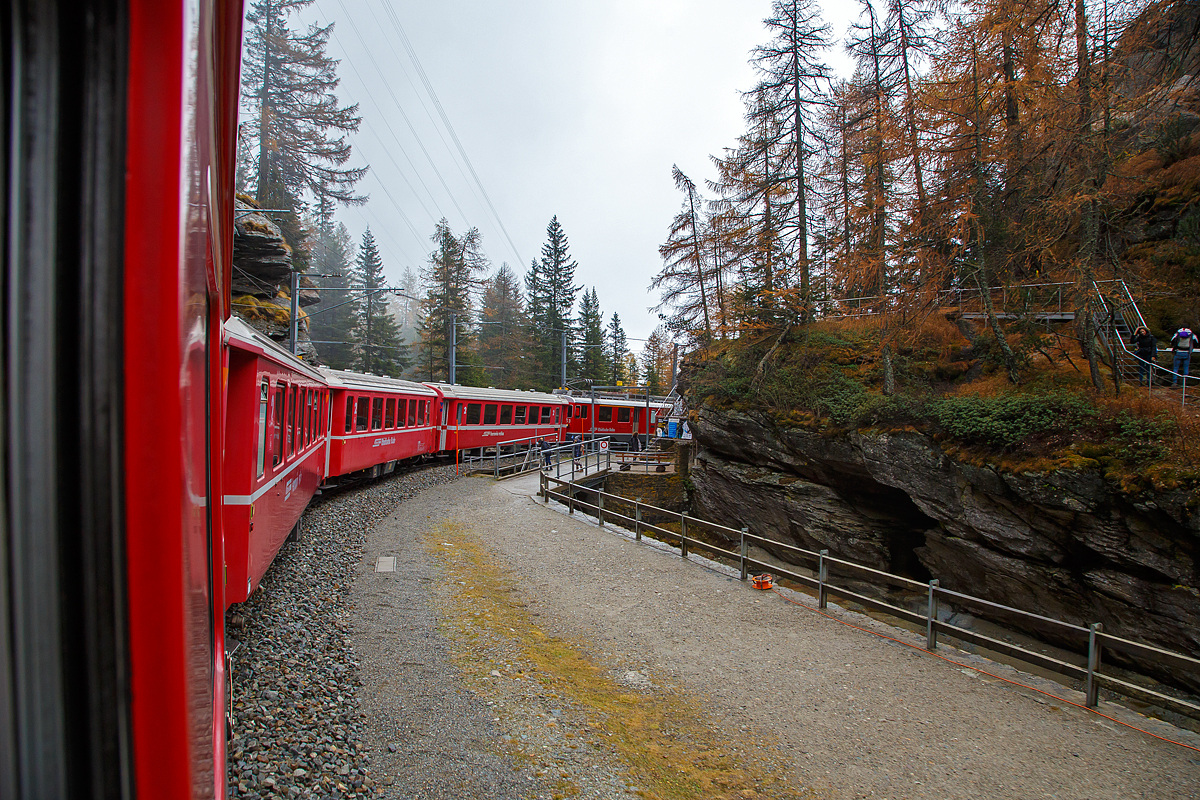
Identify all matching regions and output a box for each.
[373,474,1200,800]
[225,465,460,799]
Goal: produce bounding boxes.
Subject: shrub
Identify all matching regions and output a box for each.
[930,392,1097,449]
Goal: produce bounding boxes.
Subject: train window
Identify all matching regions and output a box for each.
[257,381,269,478]
[273,386,285,467]
[304,389,312,446]
[483,404,497,425]
[565,405,572,420]
[356,397,370,432]
[598,406,613,422]
[420,400,428,426]
[541,406,552,424]
[397,399,407,427]
[385,398,396,428]
[527,406,538,424]
[345,396,354,435]
[618,407,631,423]
[576,405,588,419]
[408,399,419,427]
[372,398,384,430]
[554,407,560,423]
[465,403,481,425]
[288,385,297,457]
[499,405,513,425]
[514,406,526,424]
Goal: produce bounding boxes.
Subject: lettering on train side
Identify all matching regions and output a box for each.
[373,436,396,447]
[284,474,301,501]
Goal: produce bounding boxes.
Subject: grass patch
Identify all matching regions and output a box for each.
[424,520,814,800]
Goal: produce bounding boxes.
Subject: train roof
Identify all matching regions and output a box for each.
[429,383,566,404]
[567,396,673,409]
[320,368,438,396]
[225,316,326,382]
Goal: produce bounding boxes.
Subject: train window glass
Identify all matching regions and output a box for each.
[527,406,538,424]
[356,397,370,432]
[345,396,354,435]
[541,406,552,424]
[576,405,588,419]
[274,386,285,466]
[483,404,497,425]
[397,399,407,427]
[305,389,312,445]
[499,405,513,425]
[420,400,428,425]
[618,407,631,423]
[288,386,297,457]
[514,406,526,424]
[465,403,481,425]
[565,405,572,420]
[257,381,269,478]
[385,398,396,428]
[409,399,419,426]
[598,406,613,422]
[372,398,384,430]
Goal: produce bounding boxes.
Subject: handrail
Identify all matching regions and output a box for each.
[537,471,1200,720]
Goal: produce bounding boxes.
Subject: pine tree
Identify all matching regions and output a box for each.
[577,288,608,385]
[526,216,581,389]
[241,0,366,218]
[478,265,531,389]
[351,228,407,376]
[419,220,486,383]
[308,218,358,369]
[640,326,673,396]
[607,314,630,385]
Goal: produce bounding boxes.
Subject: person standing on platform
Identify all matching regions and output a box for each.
[1132,326,1157,385]
[1170,326,1194,386]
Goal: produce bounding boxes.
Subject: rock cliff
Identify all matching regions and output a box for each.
[689,405,1200,690]
[232,198,322,360]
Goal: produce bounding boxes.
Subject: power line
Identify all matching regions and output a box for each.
[376,2,526,268]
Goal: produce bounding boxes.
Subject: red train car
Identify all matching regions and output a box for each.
[223,318,330,606]
[565,396,672,444]
[323,370,439,479]
[435,385,567,451]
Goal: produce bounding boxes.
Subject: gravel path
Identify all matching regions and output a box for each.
[225,465,461,799]
[364,473,1200,800]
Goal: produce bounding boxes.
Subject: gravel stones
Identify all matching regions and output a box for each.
[225,465,459,799]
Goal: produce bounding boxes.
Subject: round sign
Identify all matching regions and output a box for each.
[599,440,609,451]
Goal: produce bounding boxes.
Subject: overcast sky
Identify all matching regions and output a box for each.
[285,1,860,345]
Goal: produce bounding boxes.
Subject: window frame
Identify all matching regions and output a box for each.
[597,406,613,422]
[385,398,396,428]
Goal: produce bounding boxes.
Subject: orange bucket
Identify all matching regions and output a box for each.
[752,574,774,590]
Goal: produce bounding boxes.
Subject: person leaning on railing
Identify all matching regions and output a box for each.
[1132,326,1157,386]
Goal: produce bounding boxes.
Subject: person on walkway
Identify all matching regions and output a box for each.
[1132,326,1158,386]
[572,434,582,460]
[539,437,551,468]
[1170,325,1194,386]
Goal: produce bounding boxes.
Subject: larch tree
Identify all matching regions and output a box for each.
[654,165,718,342]
[749,0,833,321]
[477,265,530,389]
[640,326,674,396]
[241,0,366,215]
[351,228,407,377]
[419,220,487,383]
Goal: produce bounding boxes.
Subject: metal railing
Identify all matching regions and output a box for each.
[538,472,1200,720]
[1092,280,1195,407]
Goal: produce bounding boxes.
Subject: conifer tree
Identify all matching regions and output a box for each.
[525,216,581,389]
[308,218,358,369]
[654,166,719,342]
[607,314,630,385]
[351,228,406,376]
[478,265,531,389]
[419,220,486,383]
[640,326,673,396]
[241,0,366,214]
[577,288,608,385]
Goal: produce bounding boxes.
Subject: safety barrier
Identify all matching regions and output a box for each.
[538,472,1200,720]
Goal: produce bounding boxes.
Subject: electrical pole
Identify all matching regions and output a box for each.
[449,312,457,385]
[289,269,299,354]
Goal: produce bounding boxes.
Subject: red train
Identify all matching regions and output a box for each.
[0,2,671,797]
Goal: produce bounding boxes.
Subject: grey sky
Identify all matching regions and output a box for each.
[287,1,858,344]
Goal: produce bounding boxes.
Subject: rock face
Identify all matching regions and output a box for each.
[690,405,1200,690]
[232,198,322,360]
